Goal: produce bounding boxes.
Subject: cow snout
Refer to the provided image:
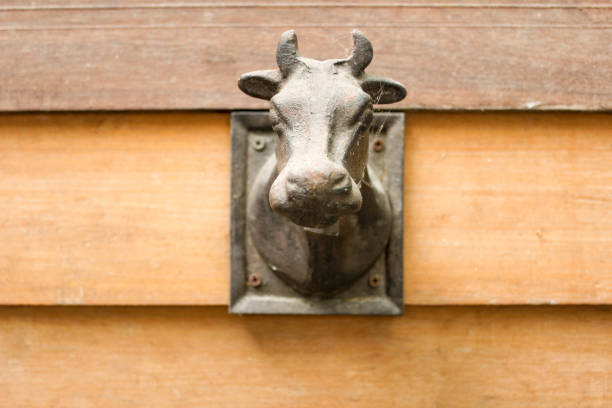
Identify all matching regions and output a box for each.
[269,159,363,228]
[286,166,350,196]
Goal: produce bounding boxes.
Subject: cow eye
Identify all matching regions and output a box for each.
[351,98,372,124]
[270,102,292,127]
[355,108,373,128]
[272,122,284,134]
[269,110,280,125]
[270,112,286,136]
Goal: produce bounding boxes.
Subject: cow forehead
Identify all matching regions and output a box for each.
[272,59,369,112]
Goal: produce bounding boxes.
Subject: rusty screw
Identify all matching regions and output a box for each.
[247,274,262,288]
[368,274,381,288]
[372,138,385,152]
[252,137,266,151]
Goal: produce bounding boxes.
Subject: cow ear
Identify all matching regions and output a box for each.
[361,77,407,104]
[238,70,281,100]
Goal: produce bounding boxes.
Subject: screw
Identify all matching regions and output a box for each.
[368,274,381,288]
[252,137,266,151]
[373,138,385,152]
[247,274,262,288]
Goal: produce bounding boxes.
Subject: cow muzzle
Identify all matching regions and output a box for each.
[269,158,363,228]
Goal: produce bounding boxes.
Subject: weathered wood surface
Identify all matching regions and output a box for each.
[0,111,610,305]
[1,1,611,111]
[0,306,610,407]
[0,113,231,305]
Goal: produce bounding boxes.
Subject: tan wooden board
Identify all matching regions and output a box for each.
[0,112,611,305]
[0,305,610,407]
[1,1,611,111]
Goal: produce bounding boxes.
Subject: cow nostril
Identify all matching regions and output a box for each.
[285,167,351,197]
[331,174,351,195]
[331,171,346,183]
[331,172,346,185]
[329,171,350,189]
[286,174,306,191]
[286,178,297,188]
[286,174,301,184]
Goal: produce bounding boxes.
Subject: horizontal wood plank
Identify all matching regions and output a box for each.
[0,113,231,304]
[0,305,610,407]
[1,1,611,111]
[0,111,611,305]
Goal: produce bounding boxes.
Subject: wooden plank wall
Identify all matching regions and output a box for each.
[1,111,610,305]
[1,306,610,407]
[1,0,611,111]
[2,4,610,405]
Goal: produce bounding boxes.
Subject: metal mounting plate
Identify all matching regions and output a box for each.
[230,111,404,315]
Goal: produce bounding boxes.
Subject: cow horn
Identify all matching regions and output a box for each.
[348,30,373,76]
[277,30,299,77]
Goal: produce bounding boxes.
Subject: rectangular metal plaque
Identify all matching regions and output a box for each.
[230,112,404,315]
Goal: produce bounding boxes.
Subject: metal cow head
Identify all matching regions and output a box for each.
[239,30,406,228]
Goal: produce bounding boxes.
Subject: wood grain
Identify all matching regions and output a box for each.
[0,111,611,305]
[0,305,610,407]
[1,1,611,111]
[405,112,612,304]
[0,113,231,305]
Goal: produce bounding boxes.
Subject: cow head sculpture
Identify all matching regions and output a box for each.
[238,30,406,228]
